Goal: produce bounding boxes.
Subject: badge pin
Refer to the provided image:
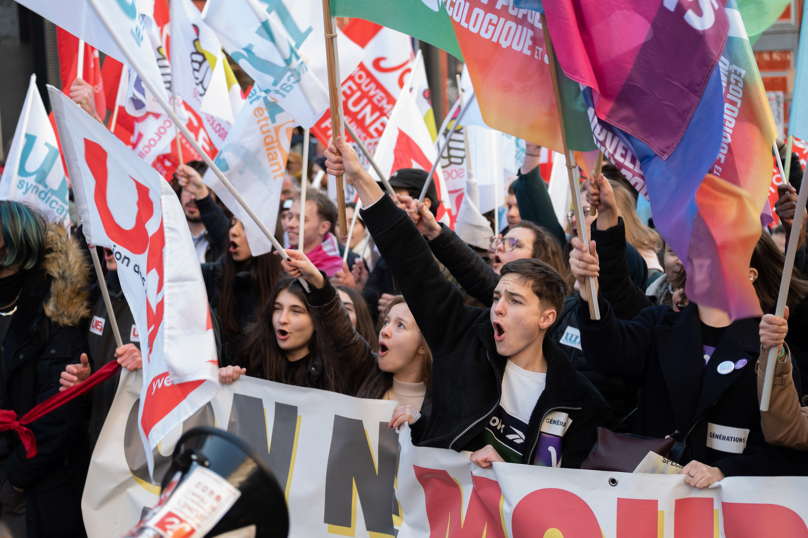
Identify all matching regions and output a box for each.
[717,361,735,375]
[734,359,747,370]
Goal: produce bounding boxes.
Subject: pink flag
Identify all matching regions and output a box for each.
[49,86,219,474]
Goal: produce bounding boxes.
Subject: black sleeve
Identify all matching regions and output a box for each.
[427,225,497,307]
[5,324,85,489]
[591,218,653,320]
[361,195,484,359]
[196,195,230,256]
[788,152,803,195]
[512,166,567,247]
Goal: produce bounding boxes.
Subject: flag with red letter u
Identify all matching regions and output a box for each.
[49,86,219,474]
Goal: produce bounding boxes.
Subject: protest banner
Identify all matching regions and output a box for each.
[85,373,808,538]
[0,75,70,227]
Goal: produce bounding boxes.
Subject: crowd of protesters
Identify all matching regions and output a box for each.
[0,78,805,538]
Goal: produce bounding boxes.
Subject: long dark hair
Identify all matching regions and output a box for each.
[337,285,378,350]
[218,220,282,335]
[240,277,342,390]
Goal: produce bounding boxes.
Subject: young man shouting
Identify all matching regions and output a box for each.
[325,138,611,468]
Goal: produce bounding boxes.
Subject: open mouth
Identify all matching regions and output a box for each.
[229,241,238,253]
[493,254,502,265]
[277,329,290,340]
[378,341,389,357]
[493,321,506,341]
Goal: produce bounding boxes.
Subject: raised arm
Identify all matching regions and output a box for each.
[281,250,374,393]
[325,138,483,359]
[511,143,566,246]
[427,225,498,307]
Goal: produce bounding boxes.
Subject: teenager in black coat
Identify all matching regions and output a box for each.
[325,138,611,469]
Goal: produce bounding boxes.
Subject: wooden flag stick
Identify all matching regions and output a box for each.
[418,93,477,205]
[541,14,599,319]
[343,122,395,197]
[108,67,126,134]
[173,98,184,165]
[77,40,85,80]
[86,0,310,292]
[89,247,124,348]
[783,135,794,183]
[321,0,348,239]
[589,151,603,217]
[760,138,808,410]
[299,128,310,251]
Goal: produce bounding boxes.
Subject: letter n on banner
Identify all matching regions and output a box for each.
[324,416,399,536]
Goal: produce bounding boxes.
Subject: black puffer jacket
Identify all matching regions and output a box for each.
[0,225,91,538]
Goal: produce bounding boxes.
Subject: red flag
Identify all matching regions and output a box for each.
[56,27,106,118]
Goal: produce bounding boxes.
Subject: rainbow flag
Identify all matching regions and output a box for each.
[445,0,595,154]
[581,2,772,320]
[543,0,729,159]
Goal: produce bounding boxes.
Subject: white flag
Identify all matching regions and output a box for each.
[369,90,454,228]
[0,75,69,227]
[203,0,363,127]
[16,0,168,105]
[202,86,293,256]
[49,86,218,474]
[170,0,237,147]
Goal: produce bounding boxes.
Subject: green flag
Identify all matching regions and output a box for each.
[331,0,463,60]
[736,0,791,44]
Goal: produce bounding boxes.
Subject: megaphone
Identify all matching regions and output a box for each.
[123,427,289,538]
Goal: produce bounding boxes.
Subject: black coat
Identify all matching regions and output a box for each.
[86,271,139,451]
[577,298,804,477]
[196,194,230,263]
[361,195,611,467]
[0,225,91,538]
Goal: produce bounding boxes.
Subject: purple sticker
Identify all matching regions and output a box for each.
[735,359,747,370]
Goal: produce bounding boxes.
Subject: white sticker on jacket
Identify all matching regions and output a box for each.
[707,423,750,454]
[130,325,140,342]
[560,327,582,350]
[90,316,105,336]
[540,411,572,437]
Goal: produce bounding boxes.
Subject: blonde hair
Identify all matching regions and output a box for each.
[610,180,662,253]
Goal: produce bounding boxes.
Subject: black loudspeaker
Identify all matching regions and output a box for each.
[124,426,289,538]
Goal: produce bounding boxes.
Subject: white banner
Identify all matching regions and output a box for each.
[86,372,808,538]
[0,75,69,226]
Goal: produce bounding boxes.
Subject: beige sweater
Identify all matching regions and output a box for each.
[757,347,808,450]
[383,379,427,411]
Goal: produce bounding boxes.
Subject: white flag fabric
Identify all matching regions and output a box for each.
[49,87,218,473]
[548,151,572,228]
[203,0,363,128]
[16,0,168,105]
[467,126,504,215]
[0,75,69,227]
[369,90,454,228]
[170,0,237,147]
[202,86,293,256]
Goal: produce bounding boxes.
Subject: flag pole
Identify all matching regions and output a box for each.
[417,93,477,206]
[541,14,599,319]
[77,40,85,79]
[343,121,395,196]
[299,128,310,251]
[108,66,126,135]
[760,139,808,410]
[321,0,348,240]
[86,0,309,292]
[173,98,184,165]
[343,199,362,263]
[783,135,794,183]
[89,247,124,348]
[588,151,604,217]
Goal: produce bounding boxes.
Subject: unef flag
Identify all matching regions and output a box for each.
[203,0,363,127]
[49,86,219,473]
[202,86,293,256]
[0,75,70,226]
[370,90,454,228]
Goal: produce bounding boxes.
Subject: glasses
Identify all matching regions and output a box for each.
[567,207,593,222]
[489,236,525,253]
